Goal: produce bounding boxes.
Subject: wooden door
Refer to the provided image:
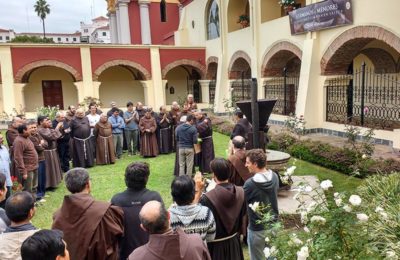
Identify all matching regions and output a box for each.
[42,80,64,109]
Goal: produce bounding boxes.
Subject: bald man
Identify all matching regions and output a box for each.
[228,136,253,186]
[183,94,197,112]
[128,201,211,260]
[69,109,94,168]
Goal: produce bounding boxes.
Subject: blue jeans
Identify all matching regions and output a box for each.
[37,160,46,199]
[247,228,267,260]
[113,133,123,158]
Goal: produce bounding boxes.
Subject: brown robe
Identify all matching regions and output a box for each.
[228,149,253,186]
[156,113,172,154]
[199,183,246,260]
[195,117,215,173]
[128,228,211,260]
[6,127,18,178]
[169,108,181,151]
[38,127,63,188]
[94,121,116,165]
[52,193,124,260]
[183,101,198,112]
[70,117,95,168]
[139,116,159,157]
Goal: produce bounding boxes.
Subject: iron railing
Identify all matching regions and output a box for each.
[263,71,299,115]
[326,63,400,130]
[231,79,252,101]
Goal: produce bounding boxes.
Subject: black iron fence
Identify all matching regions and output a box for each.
[231,79,252,101]
[326,63,400,130]
[209,80,216,104]
[263,75,299,115]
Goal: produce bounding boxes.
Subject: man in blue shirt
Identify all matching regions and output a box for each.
[108,107,125,159]
[124,102,139,156]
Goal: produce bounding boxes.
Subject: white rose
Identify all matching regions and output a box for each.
[375,206,384,213]
[335,198,342,207]
[356,213,369,222]
[303,226,310,233]
[285,166,296,176]
[333,192,339,198]
[263,247,271,258]
[343,204,352,212]
[304,186,313,192]
[380,212,388,220]
[320,180,333,190]
[310,215,326,224]
[386,251,398,259]
[249,201,260,212]
[362,154,367,159]
[292,237,303,245]
[297,246,309,260]
[349,195,362,206]
[270,246,277,255]
[265,236,270,242]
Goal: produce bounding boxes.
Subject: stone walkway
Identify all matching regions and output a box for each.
[278,175,321,214]
[269,125,400,161]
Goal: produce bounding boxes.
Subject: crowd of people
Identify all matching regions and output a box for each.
[0,93,281,260]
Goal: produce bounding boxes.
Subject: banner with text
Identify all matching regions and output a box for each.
[289,0,353,35]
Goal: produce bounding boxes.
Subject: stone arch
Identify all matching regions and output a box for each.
[162,59,206,79]
[359,48,397,74]
[228,51,251,79]
[15,60,82,83]
[207,56,218,66]
[261,41,302,77]
[206,56,219,80]
[93,59,151,81]
[321,26,400,75]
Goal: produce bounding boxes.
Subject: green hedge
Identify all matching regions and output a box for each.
[210,116,400,177]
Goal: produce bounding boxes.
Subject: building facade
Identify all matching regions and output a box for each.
[0,29,15,43]
[80,16,111,43]
[0,0,400,148]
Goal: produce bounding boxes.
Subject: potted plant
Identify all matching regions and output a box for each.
[279,0,296,13]
[237,14,250,28]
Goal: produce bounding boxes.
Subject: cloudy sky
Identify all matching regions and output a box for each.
[0,0,108,33]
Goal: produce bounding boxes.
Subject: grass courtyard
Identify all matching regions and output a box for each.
[32,131,362,229]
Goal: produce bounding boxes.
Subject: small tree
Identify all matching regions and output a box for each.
[34,0,50,39]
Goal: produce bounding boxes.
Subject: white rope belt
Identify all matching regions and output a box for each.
[73,136,91,160]
[208,232,238,243]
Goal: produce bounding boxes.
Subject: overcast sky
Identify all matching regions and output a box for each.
[0,0,108,33]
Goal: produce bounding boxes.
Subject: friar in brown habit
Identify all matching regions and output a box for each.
[94,113,116,165]
[69,108,95,168]
[156,106,172,154]
[194,110,215,174]
[6,116,24,178]
[169,101,181,151]
[52,168,124,260]
[139,109,159,157]
[228,136,253,186]
[198,158,246,260]
[38,116,63,188]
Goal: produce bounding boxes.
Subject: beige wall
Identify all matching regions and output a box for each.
[165,66,190,105]
[24,67,78,111]
[98,66,144,107]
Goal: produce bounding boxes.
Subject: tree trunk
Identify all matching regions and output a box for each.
[42,19,46,39]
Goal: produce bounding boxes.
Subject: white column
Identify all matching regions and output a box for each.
[178,4,183,19]
[117,0,132,44]
[139,0,152,45]
[116,6,122,44]
[198,80,211,104]
[0,46,16,115]
[109,12,118,44]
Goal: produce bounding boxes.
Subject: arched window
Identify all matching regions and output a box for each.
[206,0,220,40]
[160,0,167,22]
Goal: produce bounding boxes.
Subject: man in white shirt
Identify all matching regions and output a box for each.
[86,105,101,157]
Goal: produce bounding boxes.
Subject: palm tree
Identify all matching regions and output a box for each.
[34,0,50,39]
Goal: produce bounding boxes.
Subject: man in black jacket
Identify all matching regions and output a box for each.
[244,149,279,260]
[111,162,163,260]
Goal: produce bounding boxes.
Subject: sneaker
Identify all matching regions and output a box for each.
[39,198,46,203]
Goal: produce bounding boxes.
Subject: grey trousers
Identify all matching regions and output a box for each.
[179,148,194,176]
[112,134,123,158]
[247,228,268,260]
[125,129,138,154]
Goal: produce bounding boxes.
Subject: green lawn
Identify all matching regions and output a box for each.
[32,131,362,229]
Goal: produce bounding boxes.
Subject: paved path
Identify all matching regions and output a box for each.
[269,125,400,161]
[278,176,321,214]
